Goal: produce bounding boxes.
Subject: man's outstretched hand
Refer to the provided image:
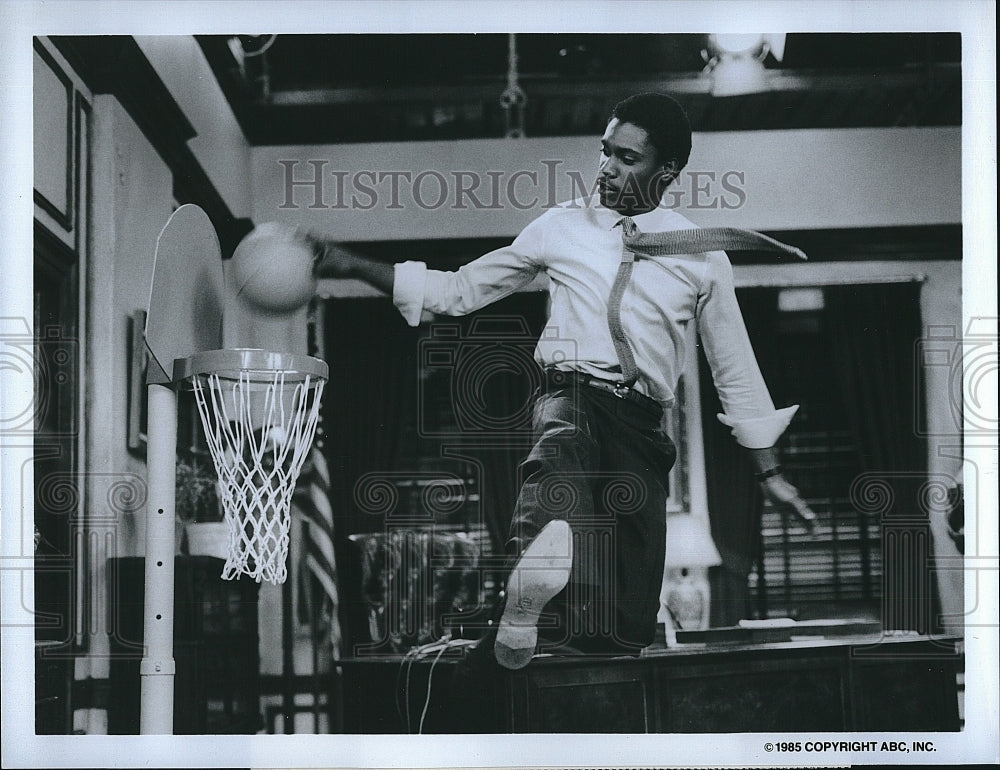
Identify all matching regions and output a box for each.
[304,233,351,276]
[760,474,819,535]
[307,233,396,293]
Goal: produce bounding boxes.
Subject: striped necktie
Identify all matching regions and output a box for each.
[606,218,807,387]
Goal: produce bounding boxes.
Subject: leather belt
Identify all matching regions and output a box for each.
[543,369,662,417]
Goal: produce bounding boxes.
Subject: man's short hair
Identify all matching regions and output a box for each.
[612,93,692,170]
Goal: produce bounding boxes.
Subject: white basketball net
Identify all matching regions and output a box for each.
[191,369,325,584]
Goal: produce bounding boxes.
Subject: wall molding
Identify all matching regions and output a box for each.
[32,39,76,232]
[48,36,253,256]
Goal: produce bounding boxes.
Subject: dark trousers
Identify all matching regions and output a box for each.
[449,376,676,731]
[508,376,677,653]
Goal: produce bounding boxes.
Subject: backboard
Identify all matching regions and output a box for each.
[145,204,225,383]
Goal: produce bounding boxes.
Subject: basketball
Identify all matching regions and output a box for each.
[230,223,317,312]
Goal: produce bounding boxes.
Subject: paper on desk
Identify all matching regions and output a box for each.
[738,618,797,628]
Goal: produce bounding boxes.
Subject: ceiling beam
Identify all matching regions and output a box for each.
[259,65,959,107]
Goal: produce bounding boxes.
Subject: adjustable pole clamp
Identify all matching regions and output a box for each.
[140,658,176,676]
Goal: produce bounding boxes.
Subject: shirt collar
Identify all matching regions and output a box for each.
[592,198,678,232]
[630,205,673,231]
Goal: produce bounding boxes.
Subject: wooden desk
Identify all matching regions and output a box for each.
[338,634,961,733]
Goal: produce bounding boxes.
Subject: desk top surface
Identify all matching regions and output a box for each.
[339,632,961,666]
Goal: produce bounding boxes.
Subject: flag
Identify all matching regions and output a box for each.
[292,445,342,658]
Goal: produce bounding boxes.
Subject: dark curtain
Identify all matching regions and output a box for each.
[701,289,778,626]
[824,281,936,633]
[824,282,926,474]
[323,298,419,536]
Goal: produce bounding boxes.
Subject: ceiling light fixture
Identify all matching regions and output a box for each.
[702,33,785,97]
[229,35,277,102]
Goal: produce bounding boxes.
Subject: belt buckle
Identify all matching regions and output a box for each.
[613,382,630,399]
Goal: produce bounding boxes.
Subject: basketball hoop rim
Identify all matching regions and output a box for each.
[173,348,329,384]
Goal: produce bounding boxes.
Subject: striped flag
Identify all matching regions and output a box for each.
[293,445,342,658]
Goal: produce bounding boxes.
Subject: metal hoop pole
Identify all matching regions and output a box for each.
[140,382,177,733]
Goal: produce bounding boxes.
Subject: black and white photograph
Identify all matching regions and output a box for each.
[1,1,997,768]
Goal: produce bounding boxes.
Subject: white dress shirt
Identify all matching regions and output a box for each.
[393,197,797,448]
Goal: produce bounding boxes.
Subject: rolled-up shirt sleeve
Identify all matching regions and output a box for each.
[697,251,799,449]
[717,406,799,449]
[393,260,429,326]
[392,217,546,327]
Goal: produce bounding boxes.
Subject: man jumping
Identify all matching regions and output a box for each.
[313,93,816,675]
